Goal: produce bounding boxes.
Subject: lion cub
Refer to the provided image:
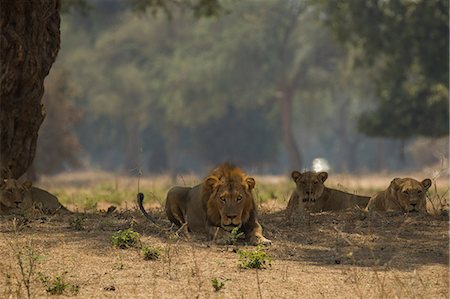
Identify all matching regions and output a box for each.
[366,177,431,213]
[286,171,370,218]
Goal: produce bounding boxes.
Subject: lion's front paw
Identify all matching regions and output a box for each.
[249,236,272,246]
[258,237,272,246]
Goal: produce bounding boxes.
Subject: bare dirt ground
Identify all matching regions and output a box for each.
[0,172,448,298]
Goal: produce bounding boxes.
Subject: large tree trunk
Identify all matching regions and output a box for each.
[0,0,61,179]
[278,82,303,170]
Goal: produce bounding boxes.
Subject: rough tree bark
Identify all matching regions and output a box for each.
[0,0,61,179]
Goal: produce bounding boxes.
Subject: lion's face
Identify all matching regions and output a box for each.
[0,179,32,209]
[390,178,431,213]
[205,175,255,230]
[291,171,328,208]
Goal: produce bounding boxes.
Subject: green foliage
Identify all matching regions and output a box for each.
[141,245,161,261]
[111,229,141,249]
[238,246,272,269]
[130,0,224,18]
[39,272,80,296]
[228,227,244,244]
[211,277,226,292]
[319,0,449,139]
[69,216,86,231]
[54,0,445,174]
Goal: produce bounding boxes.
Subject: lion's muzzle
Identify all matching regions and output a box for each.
[222,213,241,228]
[408,203,419,212]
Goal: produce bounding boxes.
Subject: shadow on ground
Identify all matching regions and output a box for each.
[261,209,449,271]
[0,206,448,271]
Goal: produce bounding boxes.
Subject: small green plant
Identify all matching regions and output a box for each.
[69,216,85,231]
[39,272,79,296]
[238,245,272,269]
[141,245,161,261]
[229,227,244,244]
[211,277,226,292]
[111,228,140,249]
[14,241,43,299]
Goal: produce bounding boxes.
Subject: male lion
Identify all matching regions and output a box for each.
[286,171,370,218]
[0,179,68,215]
[139,163,271,245]
[366,177,432,213]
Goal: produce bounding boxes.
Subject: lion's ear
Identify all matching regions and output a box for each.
[421,178,432,190]
[390,178,401,191]
[23,180,33,190]
[291,171,301,182]
[205,176,219,190]
[245,177,256,190]
[318,172,328,183]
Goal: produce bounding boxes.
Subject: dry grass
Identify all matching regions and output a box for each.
[0,170,448,298]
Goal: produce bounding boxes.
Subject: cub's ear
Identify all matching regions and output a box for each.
[318,172,328,183]
[205,176,219,190]
[291,171,301,182]
[421,178,432,190]
[390,178,401,191]
[23,180,33,190]
[245,177,256,190]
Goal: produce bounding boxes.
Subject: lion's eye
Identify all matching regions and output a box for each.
[237,195,243,202]
[417,190,423,194]
[313,181,318,185]
[220,196,226,203]
[402,191,408,196]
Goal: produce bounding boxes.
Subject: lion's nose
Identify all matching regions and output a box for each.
[227,213,238,219]
[411,203,417,207]
[305,190,312,196]
[14,201,21,207]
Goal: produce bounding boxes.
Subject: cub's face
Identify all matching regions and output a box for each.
[206,176,255,230]
[0,179,32,209]
[291,171,328,208]
[391,178,431,213]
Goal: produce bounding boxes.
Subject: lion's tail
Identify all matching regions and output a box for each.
[137,193,157,223]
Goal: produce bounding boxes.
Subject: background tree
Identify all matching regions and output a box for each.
[30,0,446,177]
[33,68,83,177]
[0,0,225,180]
[317,0,449,161]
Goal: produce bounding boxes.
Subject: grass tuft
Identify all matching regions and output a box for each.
[111,228,140,249]
[141,245,161,261]
[238,245,272,269]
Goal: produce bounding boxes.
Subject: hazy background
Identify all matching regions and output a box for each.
[31,0,449,179]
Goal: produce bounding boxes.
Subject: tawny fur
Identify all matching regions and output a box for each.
[161,163,271,245]
[0,179,68,215]
[286,171,370,219]
[366,177,431,213]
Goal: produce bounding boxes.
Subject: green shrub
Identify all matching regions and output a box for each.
[211,277,226,292]
[238,246,272,269]
[229,227,245,244]
[111,228,140,249]
[39,272,79,296]
[141,245,161,261]
[69,216,85,231]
